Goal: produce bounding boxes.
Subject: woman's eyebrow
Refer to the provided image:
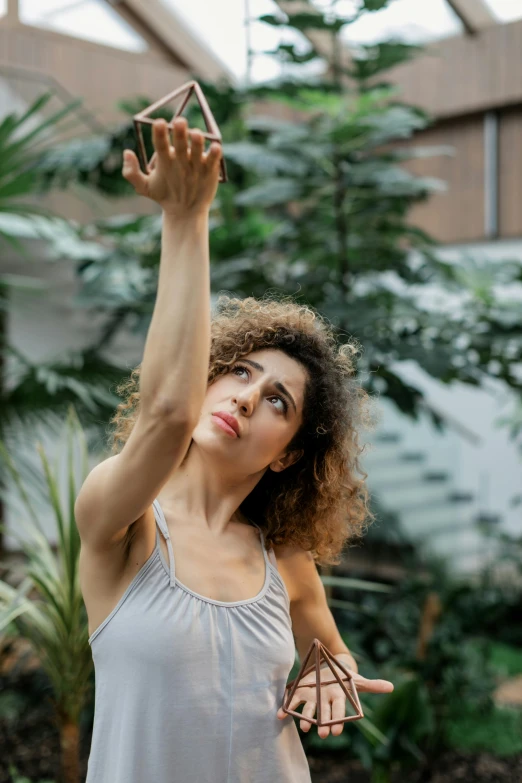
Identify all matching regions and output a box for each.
[239,359,297,413]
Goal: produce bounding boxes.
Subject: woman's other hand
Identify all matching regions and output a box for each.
[122,117,222,218]
[277,663,394,739]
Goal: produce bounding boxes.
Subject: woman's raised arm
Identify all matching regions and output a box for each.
[123,116,222,423]
[75,117,222,551]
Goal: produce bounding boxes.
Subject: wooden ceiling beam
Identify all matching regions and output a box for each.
[105,0,234,82]
[275,0,499,72]
[445,0,497,35]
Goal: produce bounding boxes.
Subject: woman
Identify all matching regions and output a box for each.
[76,117,394,783]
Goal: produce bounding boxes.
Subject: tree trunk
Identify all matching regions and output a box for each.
[0,284,6,561]
[59,718,80,783]
[416,591,442,661]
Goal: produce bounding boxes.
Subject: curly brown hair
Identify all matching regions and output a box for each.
[107,293,377,566]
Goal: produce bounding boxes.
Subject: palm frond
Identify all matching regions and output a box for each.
[0,406,93,725]
[0,92,79,246]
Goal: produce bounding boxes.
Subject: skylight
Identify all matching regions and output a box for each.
[483,0,522,23]
[162,0,322,84]
[312,0,464,47]
[161,0,260,82]
[19,0,148,52]
[165,0,468,85]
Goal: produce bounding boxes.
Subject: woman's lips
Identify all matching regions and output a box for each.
[212,414,238,437]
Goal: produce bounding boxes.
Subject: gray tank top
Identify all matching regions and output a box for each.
[85,498,312,783]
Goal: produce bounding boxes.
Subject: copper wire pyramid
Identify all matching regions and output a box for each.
[281,638,364,726]
[133,80,227,182]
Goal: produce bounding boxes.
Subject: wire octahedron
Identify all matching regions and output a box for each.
[133,80,227,183]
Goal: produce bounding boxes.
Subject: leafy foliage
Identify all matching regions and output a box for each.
[38,90,522,431]
[1,338,130,457]
[29,10,521,436]
[444,704,522,756]
[0,94,134,449]
[0,92,78,250]
[3,5,521,777]
[8,766,55,783]
[0,407,94,781]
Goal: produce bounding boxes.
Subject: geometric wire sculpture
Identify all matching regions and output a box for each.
[281,638,364,726]
[133,80,227,183]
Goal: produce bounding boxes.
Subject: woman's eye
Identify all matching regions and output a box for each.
[269,396,288,413]
[232,365,288,414]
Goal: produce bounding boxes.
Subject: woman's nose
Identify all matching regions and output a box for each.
[234,390,258,411]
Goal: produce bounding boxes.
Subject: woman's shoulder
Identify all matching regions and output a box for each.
[271,543,318,603]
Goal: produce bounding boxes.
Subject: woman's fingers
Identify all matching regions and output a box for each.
[126,116,222,210]
[149,118,221,174]
[315,700,331,738]
[189,129,204,164]
[279,693,348,737]
[172,116,188,159]
[152,119,173,165]
[122,150,148,195]
[356,676,394,694]
[330,697,346,735]
[299,700,316,733]
[206,141,222,170]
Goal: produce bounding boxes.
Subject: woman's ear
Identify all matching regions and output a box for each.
[270,449,304,473]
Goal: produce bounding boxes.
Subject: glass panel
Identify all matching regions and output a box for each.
[161,0,250,79]
[0,0,6,17]
[163,0,323,84]
[483,0,522,23]
[312,0,464,46]
[164,0,467,83]
[20,0,148,51]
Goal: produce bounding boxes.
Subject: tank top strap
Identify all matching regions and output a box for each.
[152,499,176,588]
[266,548,278,570]
[250,522,278,571]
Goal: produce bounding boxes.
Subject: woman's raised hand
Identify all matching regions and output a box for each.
[122,117,222,218]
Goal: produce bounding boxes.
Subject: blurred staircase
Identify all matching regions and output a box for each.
[358,400,503,576]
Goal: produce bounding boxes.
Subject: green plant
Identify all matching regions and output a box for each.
[0,93,133,477]
[0,406,93,783]
[444,704,522,756]
[323,546,522,778]
[1,3,519,778]
[8,765,55,783]
[35,45,522,434]
[486,640,522,677]
[0,91,78,251]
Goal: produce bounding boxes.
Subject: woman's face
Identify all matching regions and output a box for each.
[192,348,308,475]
